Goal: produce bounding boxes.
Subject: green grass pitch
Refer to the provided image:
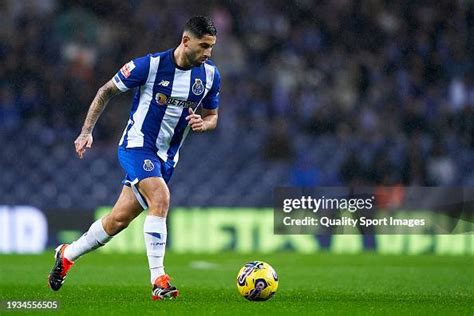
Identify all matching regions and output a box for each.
[0,252,472,315]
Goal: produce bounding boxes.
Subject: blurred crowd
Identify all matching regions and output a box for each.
[1,0,473,190]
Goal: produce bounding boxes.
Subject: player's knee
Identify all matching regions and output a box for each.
[147,192,170,217]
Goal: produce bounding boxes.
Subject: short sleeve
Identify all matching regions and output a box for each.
[113,55,151,92]
[202,68,221,110]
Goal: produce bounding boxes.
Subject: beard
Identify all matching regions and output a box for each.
[186,50,204,67]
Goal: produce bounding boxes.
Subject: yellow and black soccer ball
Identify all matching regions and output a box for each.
[236,261,279,301]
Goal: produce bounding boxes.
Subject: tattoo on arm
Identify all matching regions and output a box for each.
[81,80,121,134]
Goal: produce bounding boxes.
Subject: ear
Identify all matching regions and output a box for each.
[182,35,191,47]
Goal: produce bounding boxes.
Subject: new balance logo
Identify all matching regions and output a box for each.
[158,80,170,87]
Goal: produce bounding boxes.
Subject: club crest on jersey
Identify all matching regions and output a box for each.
[155,93,168,105]
[192,78,204,95]
[120,61,136,78]
[143,159,154,171]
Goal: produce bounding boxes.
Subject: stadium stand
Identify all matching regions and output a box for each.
[0,0,473,208]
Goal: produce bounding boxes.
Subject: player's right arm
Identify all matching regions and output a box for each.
[75,55,150,159]
[74,80,122,159]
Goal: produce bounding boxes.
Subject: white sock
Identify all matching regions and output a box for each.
[144,215,167,284]
[64,218,112,261]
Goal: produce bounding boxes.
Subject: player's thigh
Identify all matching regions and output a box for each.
[107,185,143,224]
[136,176,170,211]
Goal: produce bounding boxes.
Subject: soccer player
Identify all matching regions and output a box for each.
[48,16,220,300]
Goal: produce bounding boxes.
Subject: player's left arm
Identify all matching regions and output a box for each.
[187,66,221,132]
[186,108,218,132]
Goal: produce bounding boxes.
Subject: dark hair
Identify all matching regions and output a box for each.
[184,16,217,38]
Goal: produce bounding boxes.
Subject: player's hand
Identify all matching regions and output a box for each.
[74,133,93,159]
[186,108,206,132]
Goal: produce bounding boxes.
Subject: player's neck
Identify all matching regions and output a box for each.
[173,46,193,70]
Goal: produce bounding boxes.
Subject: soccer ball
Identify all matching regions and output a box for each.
[236,261,279,301]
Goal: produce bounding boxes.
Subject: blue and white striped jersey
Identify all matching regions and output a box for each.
[112,48,221,166]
